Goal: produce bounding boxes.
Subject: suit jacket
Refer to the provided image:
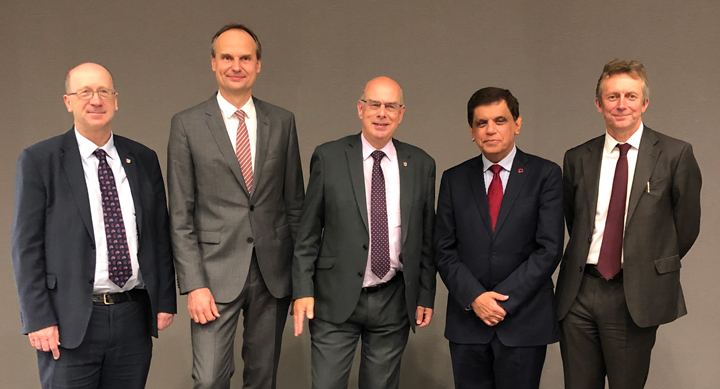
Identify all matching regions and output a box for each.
[556,126,702,328]
[435,149,564,347]
[11,129,177,349]
[168,95,304,302]
[292,134,436,328]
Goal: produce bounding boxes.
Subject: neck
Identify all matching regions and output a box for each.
[76,124,112,146]
[220,89,252,109]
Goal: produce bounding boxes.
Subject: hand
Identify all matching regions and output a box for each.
[293,297,314,337]
[28,325,60,360]
[188,287,220,324]
[157,313,174,330]
[471,292,509,326]
[415,306,433,328]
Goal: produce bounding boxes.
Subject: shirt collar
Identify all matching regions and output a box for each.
[217,92,256,122]
[361,133,397,162]
[74,128,116,160]
[482,145,517,173]
[604,122,644,154]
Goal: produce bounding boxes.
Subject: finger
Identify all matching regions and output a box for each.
[416,307,423,325]
[293,307,305,337]
[210,302,220,318]
[50,344,60,360]
[198,312,209,325]
[40,338,52,353]
[306,301,314,320]
[490,292,509,301]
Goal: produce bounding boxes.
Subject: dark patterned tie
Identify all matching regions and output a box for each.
[370,150,390,279]
[488,164,504,231]
[597,143,632,280]
[94,149,132,287]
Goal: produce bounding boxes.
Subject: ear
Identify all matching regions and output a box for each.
[641,98,649,113]
[211,55,217,72]
[595,98,603,113]
[396,105,406,123]
[357,100,364,119]
[63,95,73,113]
[256,59,262,74]
[114,92,119,111]
[514,116,522,134]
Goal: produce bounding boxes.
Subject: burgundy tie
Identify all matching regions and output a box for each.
[597,143,632,280]
[370,150,390,279]
[234,110,253,193]
[94,149,132,288]
[488,164,503,231]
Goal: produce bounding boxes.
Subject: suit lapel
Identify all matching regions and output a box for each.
[205,95,251,196]
[468,156,494,237]
[251,98,270,199]
[581,136,605,223]
[626,128,659,225]
[394,140,413,246]
[59,130,94,242]
[114,137,143,239]
[494,149,529,237]
[346,135,369,231]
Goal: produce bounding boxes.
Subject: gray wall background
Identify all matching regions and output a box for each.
[1,1,718,388]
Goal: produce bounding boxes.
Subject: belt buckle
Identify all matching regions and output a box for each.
[102,293,115,305]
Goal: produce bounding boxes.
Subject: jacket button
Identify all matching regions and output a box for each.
[491,252,497,258]
[357,272,363,277]
[89,279,94,285]
[249,205,255,211]
[247,237,254,244]
[363,245,368,250]
[587,238,592,244]
[578,266,583,272]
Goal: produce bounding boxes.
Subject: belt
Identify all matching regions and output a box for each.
[92,289,146,305]
[584,264,623,282]
[362,272,403,293]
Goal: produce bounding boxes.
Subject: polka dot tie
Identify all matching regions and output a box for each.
[370,150,390,279]
[94,149,132,287]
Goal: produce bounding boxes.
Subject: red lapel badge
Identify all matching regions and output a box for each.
[403,162,407,166]
[518,168,524,173]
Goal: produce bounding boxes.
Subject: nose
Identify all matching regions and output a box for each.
[486,122,498,134]
[232,58,242,72]
[616,96,628,109]
[375,105,387,117]
[89,91,103,105]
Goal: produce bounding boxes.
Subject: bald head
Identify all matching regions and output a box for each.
[65,63,114,93]
[361,76,404,105]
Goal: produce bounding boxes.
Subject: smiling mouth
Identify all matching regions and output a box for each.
[373,122,389,128]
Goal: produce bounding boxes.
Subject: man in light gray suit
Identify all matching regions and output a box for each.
[293,77,436,389]
[556,59,702,388]
[167,24,304,389]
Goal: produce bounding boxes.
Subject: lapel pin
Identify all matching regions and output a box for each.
[126,158,131,164]
[403,162,407,167]
[518,168,524,173]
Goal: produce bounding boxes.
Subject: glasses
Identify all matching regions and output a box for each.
[361,99,403,113]
[66,88,117,100]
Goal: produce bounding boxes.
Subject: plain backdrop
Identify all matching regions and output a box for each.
[1,1,718,388]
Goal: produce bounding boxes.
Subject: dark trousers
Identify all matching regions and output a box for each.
[560,273,658,389]
[449,335,547,389]
[37,292,152,389]
[309,275,409,389]
[191,253,291,389]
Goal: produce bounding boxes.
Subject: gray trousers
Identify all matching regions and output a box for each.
[191,254,291,389]
[560,273,658,389]
[309,276,410,389]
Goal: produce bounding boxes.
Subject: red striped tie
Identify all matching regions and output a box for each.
[235,110,253,193]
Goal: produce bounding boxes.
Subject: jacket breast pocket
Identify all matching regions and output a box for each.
[654,255,681,274]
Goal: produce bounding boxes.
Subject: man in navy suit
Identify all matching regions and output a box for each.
[435,87,564,389]
[11,63,176,388]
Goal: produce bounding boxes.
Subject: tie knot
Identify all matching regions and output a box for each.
[617,143,631,156]
[371,150,386,162]
[235,110,247,120]
[93,148,107,160]
[489,164,503,175]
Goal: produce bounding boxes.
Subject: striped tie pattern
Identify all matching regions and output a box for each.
[94,148,132,287]
[235,109,253,193]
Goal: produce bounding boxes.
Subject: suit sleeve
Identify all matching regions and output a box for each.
[416,158,437,309]
[292,147,325,299]
[148,150,177,313]
[672,143,702,259]
[494,163,565,314]
[11,150,58,334]
[562,151,576,236]
[435,171,489,308]
[167,114,206,294]
[284,113,305,241]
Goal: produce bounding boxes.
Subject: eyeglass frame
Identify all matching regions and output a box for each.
[65,88,118,101]
[360,99,404,113]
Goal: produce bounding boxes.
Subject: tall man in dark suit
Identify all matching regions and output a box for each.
[11,62,177,388]
[167,24,304,388]
[556,59,702,389]
[435,87,564,389]
[292,77,436,388]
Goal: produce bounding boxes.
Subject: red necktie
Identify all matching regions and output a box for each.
[597,143,632,280]
[370,150,390,278]
[488,164,503,231]
[235,110,253,193]
[94,149,132,287]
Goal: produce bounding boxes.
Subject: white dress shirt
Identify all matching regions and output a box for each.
[361,134,402,287]
[217,92,258,171]
[586,124,644,265]
[75,129,143,293]
[481,146,517,194]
